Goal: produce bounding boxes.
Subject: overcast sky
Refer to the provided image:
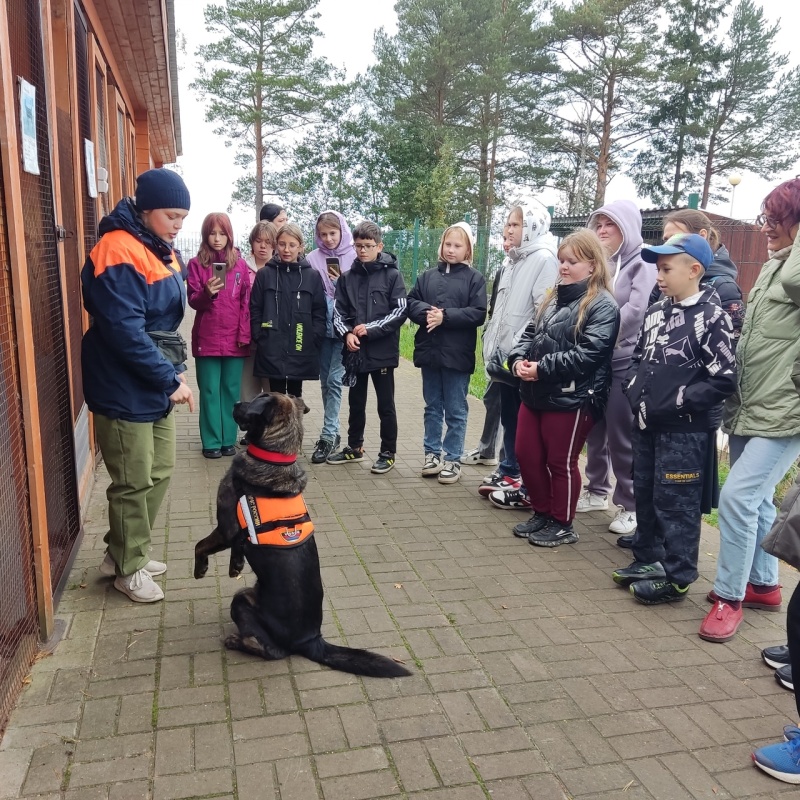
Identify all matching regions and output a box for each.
[172,0,800,241]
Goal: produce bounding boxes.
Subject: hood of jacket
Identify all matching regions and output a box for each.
[267,255,314,272]
[588,199,643,265]
[670,282,721,310]
[706,244,737,281]
[306,210,357,295]
[99,197,175,264]
[508,199,558,262]
[353,250,399,275]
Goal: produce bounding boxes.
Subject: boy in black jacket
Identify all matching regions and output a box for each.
[613,233,737,604]
[328,221,407,474]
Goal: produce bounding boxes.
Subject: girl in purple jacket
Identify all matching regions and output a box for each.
[187,213,251,458]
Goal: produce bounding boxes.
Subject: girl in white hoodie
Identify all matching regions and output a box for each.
[478,201,559,507]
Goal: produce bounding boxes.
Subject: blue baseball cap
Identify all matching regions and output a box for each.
[641,233,713,270]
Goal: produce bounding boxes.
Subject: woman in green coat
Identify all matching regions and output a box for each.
[700,178,800,644]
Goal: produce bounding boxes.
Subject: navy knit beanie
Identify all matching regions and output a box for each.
[135,168,191,211]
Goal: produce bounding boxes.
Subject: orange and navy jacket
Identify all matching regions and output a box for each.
[81,198,186,422]
[237,493,315,547]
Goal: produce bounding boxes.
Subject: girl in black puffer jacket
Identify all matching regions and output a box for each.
[508,229,620,547]
[407,223,487,484]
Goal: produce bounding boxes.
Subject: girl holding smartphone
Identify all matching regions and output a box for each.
[187,212,251,458]
[306,211,357,463]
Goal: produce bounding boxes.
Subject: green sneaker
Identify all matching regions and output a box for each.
[630,579,688,605]
[612,561,666,586]
[326,446,364,465]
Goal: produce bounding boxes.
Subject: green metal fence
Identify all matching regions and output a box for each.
[175,224,505,289]
[383,224,504,287]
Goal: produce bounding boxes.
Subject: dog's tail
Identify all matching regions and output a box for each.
[299,637,411,678]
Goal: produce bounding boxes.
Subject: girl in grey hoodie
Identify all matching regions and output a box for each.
[578,199,655,534]
[479,201,559,506]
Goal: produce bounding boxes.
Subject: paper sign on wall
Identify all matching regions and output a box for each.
[84,139,97,198]
[19,78,39,175]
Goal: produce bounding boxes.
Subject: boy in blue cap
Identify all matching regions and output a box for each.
[611,233,737,604]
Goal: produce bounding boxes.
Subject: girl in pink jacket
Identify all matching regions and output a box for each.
[187,213,251,458]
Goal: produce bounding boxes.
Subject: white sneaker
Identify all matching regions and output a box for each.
[461,447,499,467]
[100,552,167,577]
[575,490,609,513]
[421,453,443,476]
[438,461,462,484]
[113,569,164,603]
[609,507,637,534]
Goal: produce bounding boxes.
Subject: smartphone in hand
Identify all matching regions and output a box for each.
[326,257,341,278]
[212,262,226,283]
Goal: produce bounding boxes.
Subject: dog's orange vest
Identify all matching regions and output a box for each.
[237,494,315,547]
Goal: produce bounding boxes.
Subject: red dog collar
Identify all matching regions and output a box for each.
[246,445,297,465]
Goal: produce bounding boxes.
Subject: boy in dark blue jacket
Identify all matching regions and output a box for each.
[613,233,737,605]
[328,221,407,474]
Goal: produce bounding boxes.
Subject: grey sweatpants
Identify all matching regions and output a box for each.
[584,365,636,511]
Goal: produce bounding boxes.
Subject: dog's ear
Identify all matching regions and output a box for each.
[237,393,277,431]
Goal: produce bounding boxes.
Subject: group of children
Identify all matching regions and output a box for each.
[185,201,739,609]
[185,209,488,482]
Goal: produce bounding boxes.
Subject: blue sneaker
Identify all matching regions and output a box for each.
[752,729,800,784]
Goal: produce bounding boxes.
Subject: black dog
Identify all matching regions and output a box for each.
[194,393,410,678]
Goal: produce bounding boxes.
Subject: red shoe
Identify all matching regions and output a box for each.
[478,473,520,498]
[699,600,743,643]
[706,583,782,612]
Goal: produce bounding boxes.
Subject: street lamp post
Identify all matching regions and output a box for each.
[728,174,742,218]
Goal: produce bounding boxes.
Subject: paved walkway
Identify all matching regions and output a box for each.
[1,337,798,799]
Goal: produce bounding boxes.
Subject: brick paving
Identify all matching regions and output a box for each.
[2,330,799,799]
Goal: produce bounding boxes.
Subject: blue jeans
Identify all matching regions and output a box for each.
[421,367,470,461]
[318,337,345,442]
[498,382,521,478]
[713,434,800,600]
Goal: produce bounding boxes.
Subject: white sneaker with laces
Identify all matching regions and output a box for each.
[461,447,498,467]
[609,507,637,534]
[114,569,164,603]
[575,490,609,513]
[100,552,167,577]
[421,453,443,476]
[438,461,462,484]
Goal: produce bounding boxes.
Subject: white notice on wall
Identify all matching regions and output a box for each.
[84,139,97,198]
[19,78,39,175]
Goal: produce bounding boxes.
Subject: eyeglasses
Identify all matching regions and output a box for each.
[354,243,378,252]
[756,213,782,229]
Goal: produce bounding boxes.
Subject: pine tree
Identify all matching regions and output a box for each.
[697,0,800,207]
[369,0,556,229]
[629,0,729,206]
[190,0,335,217]
[546,0,658,208]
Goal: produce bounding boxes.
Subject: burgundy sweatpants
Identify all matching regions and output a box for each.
[516,405,595,525]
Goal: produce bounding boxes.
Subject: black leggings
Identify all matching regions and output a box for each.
[270,378,302,397]
[347,368,397,454]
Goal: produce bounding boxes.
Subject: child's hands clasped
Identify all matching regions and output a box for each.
[426,306,444,332]
[515,360,539,382]
[346,332,361,351]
